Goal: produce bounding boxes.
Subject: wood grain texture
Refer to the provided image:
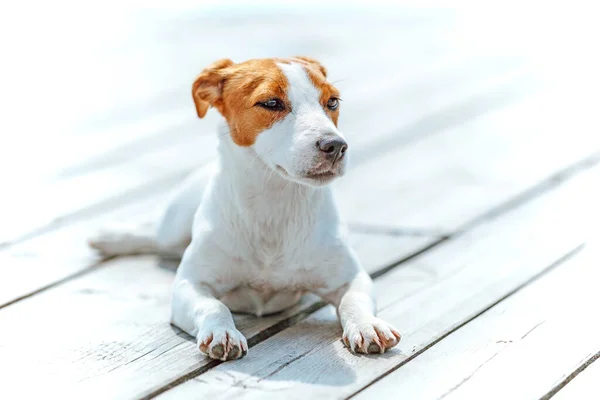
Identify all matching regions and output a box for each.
[0,146,445,309]
[0,85,565,308]
[1,9,534,245]
[354,245,600,400]
[0,57,530,247]
[0,192,168,308]
[0,233,430,400]
[2,83,598,347]
[0,133,217,246]
[337,86,600,231]
[157,164,599,400]
[1,6,599,399]
[0,80,542,307]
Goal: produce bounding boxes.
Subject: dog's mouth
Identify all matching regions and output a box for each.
[275,165,340,185]
[305,170,338,181]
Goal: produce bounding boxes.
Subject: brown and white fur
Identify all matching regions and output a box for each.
[89,57,401,361]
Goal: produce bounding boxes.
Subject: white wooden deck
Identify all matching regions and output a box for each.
[1,4,599,400]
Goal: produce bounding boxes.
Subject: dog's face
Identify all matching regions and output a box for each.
[192,57,347,186]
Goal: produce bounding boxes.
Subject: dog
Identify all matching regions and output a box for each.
[89,56,401,361]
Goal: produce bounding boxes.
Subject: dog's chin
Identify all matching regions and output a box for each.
[275,165,343,187]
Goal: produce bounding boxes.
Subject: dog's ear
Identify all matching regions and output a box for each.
[192,58,234,118]
[293,56,327,78]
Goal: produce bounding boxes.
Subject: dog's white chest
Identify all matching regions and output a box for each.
[240,246,327,292]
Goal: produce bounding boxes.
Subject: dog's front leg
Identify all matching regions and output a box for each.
[320,269,401,354]
[171,278,247,360]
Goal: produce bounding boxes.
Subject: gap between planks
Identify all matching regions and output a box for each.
[0,144,593,399]
[349,236,600,400]
[1,87,560,309]
[152,151,598,400]
[540,351,600,400]
[4,143,596,321]
[140,150,600,399]
[349,245,586,399]
[0,69,548,308]
[368,150,599,282]
[346,223,447,238]
[0,81,595,398]
[0,225,431,311]
[0,66,537,250]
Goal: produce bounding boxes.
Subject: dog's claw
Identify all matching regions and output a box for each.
[367,342,381,354]
[197,328,247,361]
[343,318,401,354]
[212,344,225,358]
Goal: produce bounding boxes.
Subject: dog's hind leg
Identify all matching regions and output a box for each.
[87,221,162,257]
[88,163,216,258]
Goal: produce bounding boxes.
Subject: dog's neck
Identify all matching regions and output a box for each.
[215,121,336,225]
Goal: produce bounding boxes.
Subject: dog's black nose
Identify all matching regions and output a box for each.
[317,137,348,162]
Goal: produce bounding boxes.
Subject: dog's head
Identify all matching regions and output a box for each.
[192,56,347,187]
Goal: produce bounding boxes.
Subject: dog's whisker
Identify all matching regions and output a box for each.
[330,78,348,85]
[266,168,275,188]
[249,152,261,171]
[280,179,290,201]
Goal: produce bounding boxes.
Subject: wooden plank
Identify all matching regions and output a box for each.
[2,7,536,246]
[1,51,530,246]
[336,86,600,231]
[0,192,168,307]
[0,7,595,400]
[0,83,584,310]
[0,88,592,396]
[75,12,454,133]
[156,163,599,400]
[4,2,593,245]
[0,232,431,400]
[345,61,532,160]
[0,91,592,400]
[354,246,600,400]
[66,10,456,132]
[66,8,460,135]
[0,180,434,309]
[0,133,214,246]
[552,356,600,400]
[0,66,540,305]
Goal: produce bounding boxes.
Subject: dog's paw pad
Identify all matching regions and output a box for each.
[198,328,248,361]
[343,318,401,354]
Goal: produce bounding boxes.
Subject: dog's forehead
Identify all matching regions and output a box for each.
[229,57,330,101]
[277,62,321,106]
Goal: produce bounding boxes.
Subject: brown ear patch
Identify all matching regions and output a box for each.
[192,58,234,118]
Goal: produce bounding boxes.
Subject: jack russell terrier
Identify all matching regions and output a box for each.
[89,56,401,361]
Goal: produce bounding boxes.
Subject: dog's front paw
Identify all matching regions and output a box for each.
[197,327,248,361]
[342,318,401,354]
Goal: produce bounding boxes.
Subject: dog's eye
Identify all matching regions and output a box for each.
[257,98,286,111]
[327,97,340,111]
